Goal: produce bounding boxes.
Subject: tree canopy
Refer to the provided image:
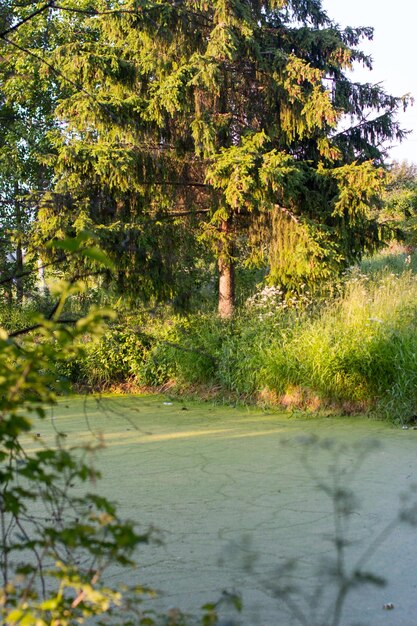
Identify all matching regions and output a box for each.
[0,0,410,315]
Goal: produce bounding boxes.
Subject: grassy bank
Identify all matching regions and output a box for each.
[137,264,417,422]
[4,250,417,423]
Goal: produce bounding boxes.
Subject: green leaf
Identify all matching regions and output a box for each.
[47,233,91,252]
[79,247,115,269]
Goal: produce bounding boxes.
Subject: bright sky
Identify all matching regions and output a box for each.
[322,0,417,164]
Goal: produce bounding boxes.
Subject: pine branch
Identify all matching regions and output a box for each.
[167,208,211,217]
[9,318,77,338]
[332,115,373,140]
[0,36,123,127]
[8,270,107,338]
[51,2,213,26]
[0,259,63,287]
[0,1,56,39]
[137,180,209,188]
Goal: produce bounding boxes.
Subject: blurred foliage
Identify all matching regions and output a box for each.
[381,161,417,246]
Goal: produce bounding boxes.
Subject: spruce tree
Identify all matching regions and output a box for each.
[0,0,65,301]
[1,0,409,316]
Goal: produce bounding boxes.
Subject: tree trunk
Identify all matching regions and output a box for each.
[14,189,24,304]
[218,218,235,319]
[15,243,24,304]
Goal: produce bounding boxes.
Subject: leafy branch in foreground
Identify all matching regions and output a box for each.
[0,273,156,624]
[0,235,242,625]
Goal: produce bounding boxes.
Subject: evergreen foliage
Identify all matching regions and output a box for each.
[0,0,410,314]
[0,0,60,303]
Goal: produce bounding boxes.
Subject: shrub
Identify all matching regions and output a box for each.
[0,279,152,625]
[140,315,220,387]
[78,326,152,387]
[56,251,417,422]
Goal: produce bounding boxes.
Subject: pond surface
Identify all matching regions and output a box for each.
[27,395,417,625]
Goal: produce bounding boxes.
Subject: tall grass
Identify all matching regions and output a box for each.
[160,258,417,422]
[262,270,417,421]
[38,249,417,423]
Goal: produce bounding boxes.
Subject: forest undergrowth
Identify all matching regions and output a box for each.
[3,249,417,424]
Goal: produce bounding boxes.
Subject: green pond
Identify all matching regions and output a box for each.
[23,395,417,625]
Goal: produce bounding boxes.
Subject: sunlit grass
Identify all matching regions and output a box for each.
[8,250,417,423]
[263,267,417,421]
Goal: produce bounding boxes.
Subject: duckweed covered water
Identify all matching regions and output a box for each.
[24,395,417,625]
